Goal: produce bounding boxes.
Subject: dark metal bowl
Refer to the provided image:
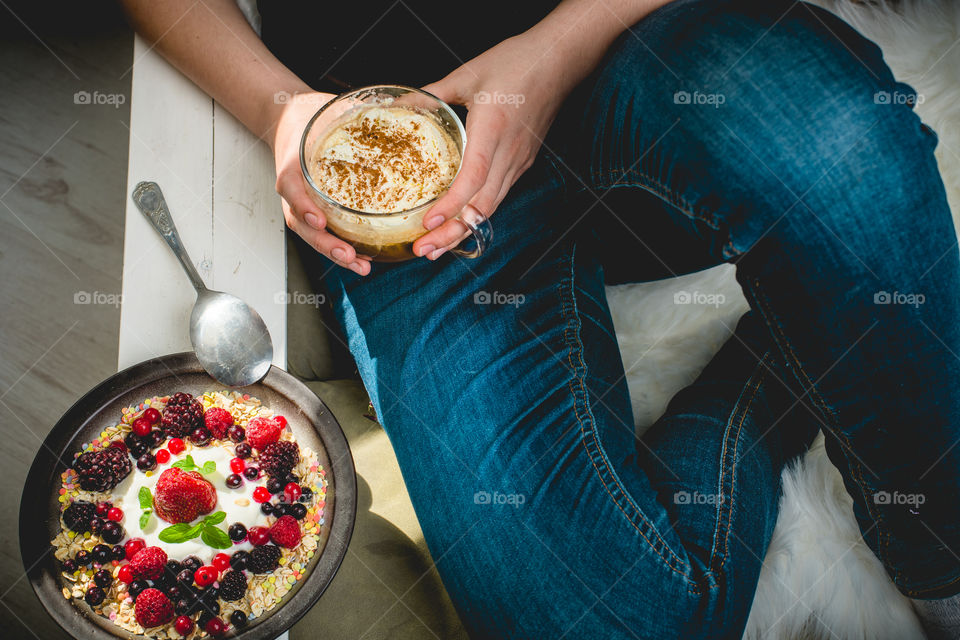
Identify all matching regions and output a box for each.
[19,352,356,639]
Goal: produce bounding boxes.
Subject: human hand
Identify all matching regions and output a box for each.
[413,32,572,260]
[269,91,372,275]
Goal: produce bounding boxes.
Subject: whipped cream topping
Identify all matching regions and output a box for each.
[309,105,460,213]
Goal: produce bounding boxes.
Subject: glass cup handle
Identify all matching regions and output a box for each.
[450,204,493,258]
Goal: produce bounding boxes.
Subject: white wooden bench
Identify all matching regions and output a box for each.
[118,33,289,639]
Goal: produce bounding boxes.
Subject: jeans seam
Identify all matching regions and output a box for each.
[559,243,700,592]
[709,353,770,574]
[746,279,889,563]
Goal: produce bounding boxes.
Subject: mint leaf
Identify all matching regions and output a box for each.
[158,523,194,543]
[200,525,232,550]
[200,460,216,475]
[139,510,151,529]
[203,511,226,525]
[172,455,196,471]
[138,486,153,510]
[158,521,204,543]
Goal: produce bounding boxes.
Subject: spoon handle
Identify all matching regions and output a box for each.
[131,181,208,293]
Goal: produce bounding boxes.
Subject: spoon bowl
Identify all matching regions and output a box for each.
[132,181,274,387]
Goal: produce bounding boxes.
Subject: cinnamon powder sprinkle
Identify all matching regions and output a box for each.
[310,106,460,213]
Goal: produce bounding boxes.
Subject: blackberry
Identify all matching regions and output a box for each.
[74,448,132,492]
[259,441,299,478]
[161,392,204,438]
[63,500,96,532]
[247,544,282,574]
[219,569,247,601]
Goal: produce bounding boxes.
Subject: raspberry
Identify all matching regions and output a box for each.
[246,416,283,450]
[203,407,234,439]
[269,515,302,548]
[161,393,204,439]
[74,447,132,492]
[258,441,300,478]
[134,588,174,628]
[129,546,168,580]
[218,569,247,601]
[247,544,282,574]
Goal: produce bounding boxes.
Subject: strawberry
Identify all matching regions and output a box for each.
[128,546,167,580]
[204,407,234,439]
[269,515,302,548]
[246,417,283,450]
[134,588,174,628]
[153,467,217,524]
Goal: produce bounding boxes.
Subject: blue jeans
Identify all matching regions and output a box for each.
[312,0,960,636]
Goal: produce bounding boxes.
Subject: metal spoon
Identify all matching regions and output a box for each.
[131,181,273,387]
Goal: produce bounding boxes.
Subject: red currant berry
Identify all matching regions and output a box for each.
[142,407,162,425]
[155,448,171,464]
[212,553,231,572]
[132,417,152,437]
[95,502,112,517]
[107,507,124,522]
[167,438,185,455]
[194,565,217,588]
[124,538,145,560]
[174,615,194,636]
[205,617,226,637]
[284,482,302,503]
[109,439,127,451]
[247,526,271,546]
[117,564,134,584]
[275,415,288,429]
[229,457,245,474]
[252,486,270,503]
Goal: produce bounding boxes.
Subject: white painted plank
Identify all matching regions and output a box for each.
[211,102,287,368]
[119,35,214,370]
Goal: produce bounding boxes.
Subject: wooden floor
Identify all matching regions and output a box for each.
[0,2,131,637]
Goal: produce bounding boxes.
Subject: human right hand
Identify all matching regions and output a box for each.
[269,91,372,276]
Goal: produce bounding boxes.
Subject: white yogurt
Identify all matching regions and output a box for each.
[111,443,269,563]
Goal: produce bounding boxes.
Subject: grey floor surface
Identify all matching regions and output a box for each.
[1,2,130,637]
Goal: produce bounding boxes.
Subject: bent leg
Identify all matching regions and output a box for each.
[319,154,814,637]
[560,0,960,597]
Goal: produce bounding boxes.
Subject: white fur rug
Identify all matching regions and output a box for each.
[606,2,960,638]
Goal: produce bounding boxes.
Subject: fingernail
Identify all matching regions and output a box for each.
[331,247,346,262]
[429,247,447,260]
[305,213,322,229]
[418,244,435,257]
[349,261,366,275]
[425,216,444,230]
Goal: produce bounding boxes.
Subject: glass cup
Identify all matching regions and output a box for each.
[300,85,492,262]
